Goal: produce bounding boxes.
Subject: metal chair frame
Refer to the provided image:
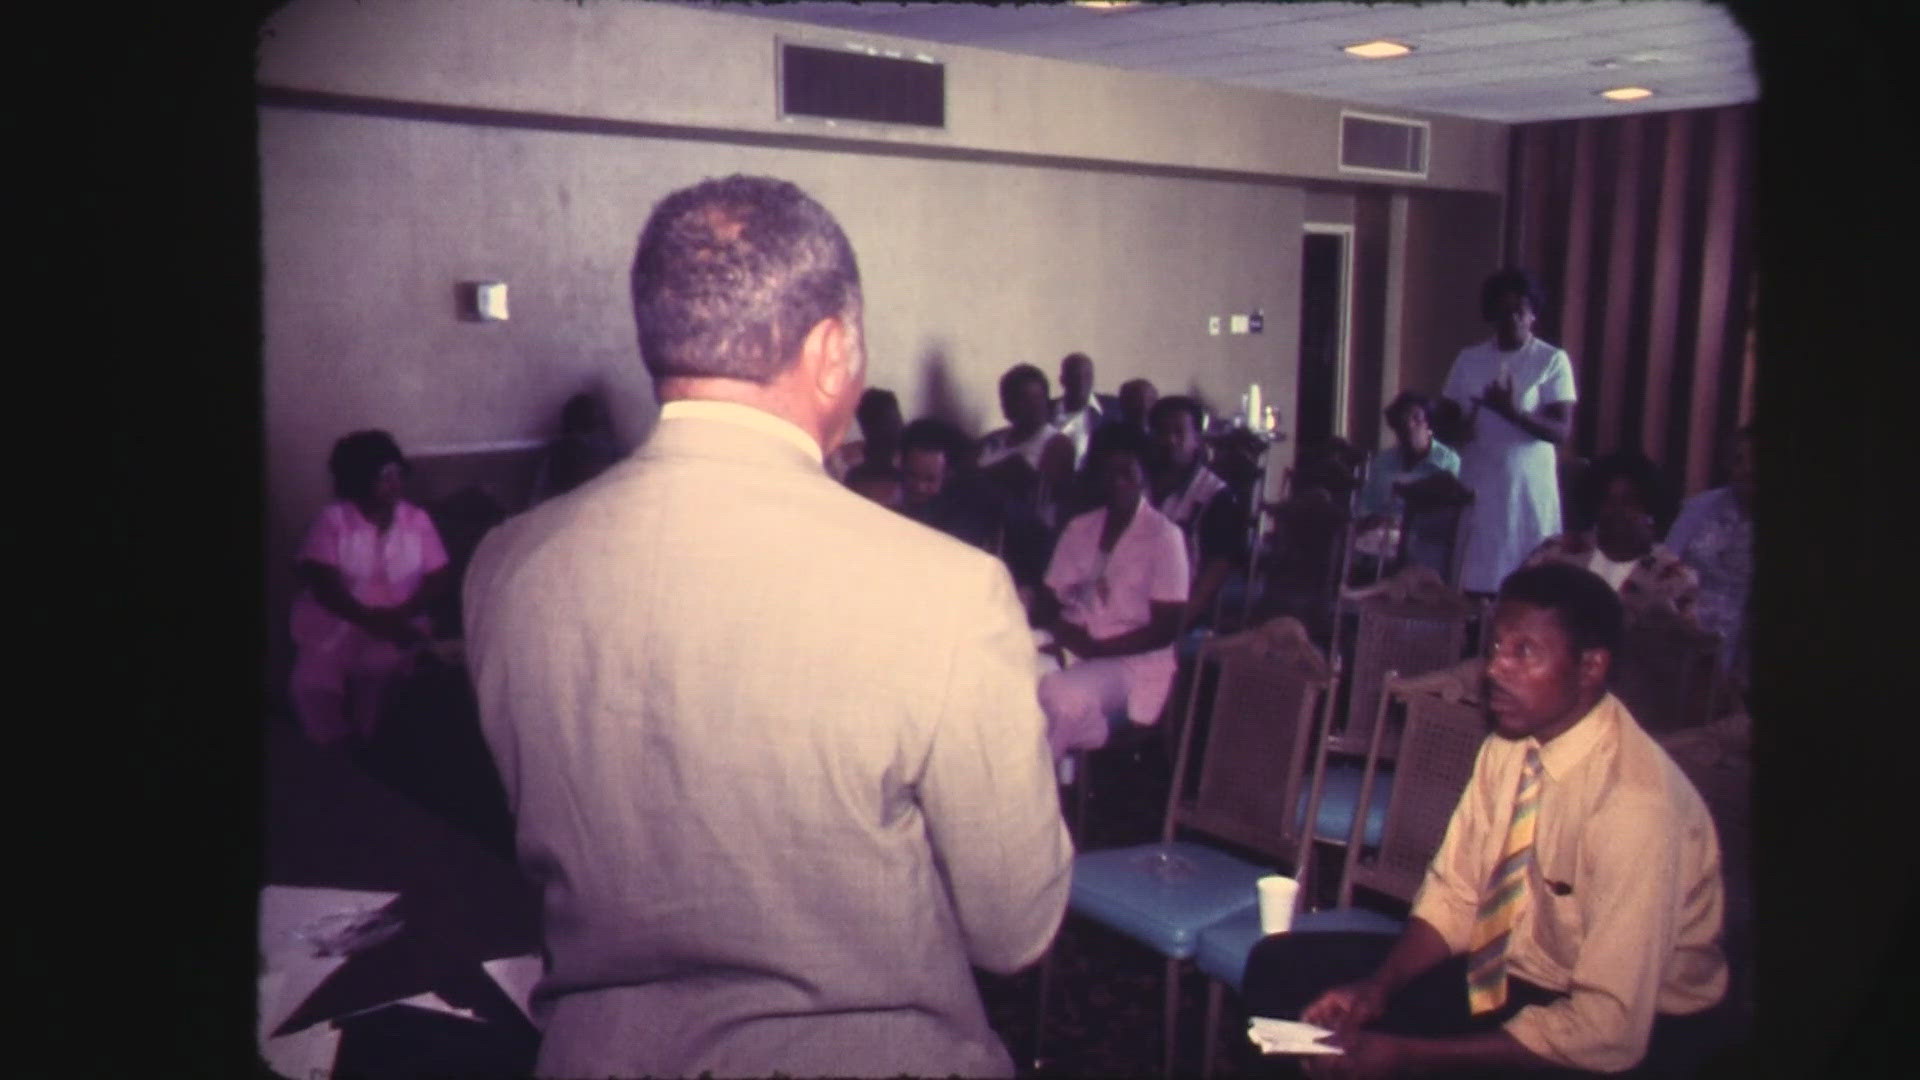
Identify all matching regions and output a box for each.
[1196,659,1489,1077]
[1034,624,1338,1079]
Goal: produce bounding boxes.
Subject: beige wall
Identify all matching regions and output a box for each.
[1393,190,1509,414]
[258,0,1506,192]
[258,0,1512,657]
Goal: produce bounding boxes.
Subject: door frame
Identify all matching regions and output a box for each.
[1302,223,1356,439]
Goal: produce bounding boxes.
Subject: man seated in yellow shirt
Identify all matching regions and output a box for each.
[1242,562,1731,1078]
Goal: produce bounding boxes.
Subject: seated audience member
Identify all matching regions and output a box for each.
[290,430,452,746]
[1242,562,1729,1078]
[1052,351,1119,468]
[1524,450,1700,625]
[1147,395,1248,631]
[1357,391,1463,527]
[978,363,1076,526]
[825,387,904,482]
[532,389,625,502]
[1116,377,1158,437]
[1664,425,1755,693]
[844,460,903,509]
[1355,391,1464,577]
[1034,426,1189,760]
[901,418,997,545]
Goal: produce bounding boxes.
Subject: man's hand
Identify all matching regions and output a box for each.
[1301,978,1388,1042]
[1303,1030,1406,1080]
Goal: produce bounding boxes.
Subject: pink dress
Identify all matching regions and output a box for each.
[289,500,449,744]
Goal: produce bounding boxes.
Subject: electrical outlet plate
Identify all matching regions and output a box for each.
[1230,314,1250,334]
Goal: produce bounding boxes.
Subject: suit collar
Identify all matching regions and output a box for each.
[657,399,823,465]
[642,409,827,475]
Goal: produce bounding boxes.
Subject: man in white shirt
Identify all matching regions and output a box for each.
[1052,351,1120,469]
[1241,562,1730,1078]
[977,363,1077,528]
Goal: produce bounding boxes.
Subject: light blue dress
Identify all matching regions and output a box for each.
[1442,337,1578,594]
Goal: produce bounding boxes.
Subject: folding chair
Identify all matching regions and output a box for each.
[1033,618,1337,1078]
[1191,660,1489,1076]
[1319,582,1476,837]
[1395,472,1476,591]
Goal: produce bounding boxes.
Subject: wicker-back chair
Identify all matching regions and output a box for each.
[1331,569,1477,761]
[1395,470,1476,590]
[1337,659,1489,907]
[1611,606,1725,735]
[1035,617,1338,1079]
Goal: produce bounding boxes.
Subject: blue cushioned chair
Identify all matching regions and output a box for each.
[1193,660,1491,1077]
[1033,618,1338,1079]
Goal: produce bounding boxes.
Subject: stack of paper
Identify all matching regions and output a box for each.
[1248,1017,1345,1056]
[259,886,403,1074]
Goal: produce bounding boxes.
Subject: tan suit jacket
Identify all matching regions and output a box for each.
[464,412,1072,1078]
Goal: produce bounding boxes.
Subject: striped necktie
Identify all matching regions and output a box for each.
[1466,742,1545,1014]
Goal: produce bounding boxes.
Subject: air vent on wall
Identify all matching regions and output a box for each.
[779,40,945,129]
[1339,110,1430,179]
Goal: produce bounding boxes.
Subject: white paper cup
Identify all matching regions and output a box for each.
[1258,875,1299,934]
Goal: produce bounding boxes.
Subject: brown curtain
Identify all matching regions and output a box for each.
[1504,104,1756,499]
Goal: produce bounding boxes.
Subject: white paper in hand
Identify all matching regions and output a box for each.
[1248,1017,1345,1055]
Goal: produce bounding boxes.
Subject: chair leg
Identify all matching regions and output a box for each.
[1032,944,1056,1071]
[1162,956,1181,1079]
[1201,979,1224,1079]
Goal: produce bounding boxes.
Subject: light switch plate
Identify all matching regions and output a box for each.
[1230,314,1250,334]
[1208,316,1221,336]
[476,283,510,321]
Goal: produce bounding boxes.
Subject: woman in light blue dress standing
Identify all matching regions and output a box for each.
[1437,268,1578,596]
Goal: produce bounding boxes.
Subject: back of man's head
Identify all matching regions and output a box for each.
[630,175,862,385]
[1496,562,1625,663]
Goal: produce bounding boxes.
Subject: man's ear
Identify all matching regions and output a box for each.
[802,315,856,402]
[1578,646,1611,694]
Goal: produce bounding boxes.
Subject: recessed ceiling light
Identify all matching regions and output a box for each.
[1071,1,1141,10]
[1342,40,1414,60]
[1599,86,1655,102]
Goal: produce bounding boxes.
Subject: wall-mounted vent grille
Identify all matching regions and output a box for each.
[779,41,945,128]
[1339,111,1430,178]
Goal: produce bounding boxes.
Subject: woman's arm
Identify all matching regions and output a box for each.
[296,560,423,645]
[394,565,455,621]
[1479,384,1572,445]
[1077,601,1184,658]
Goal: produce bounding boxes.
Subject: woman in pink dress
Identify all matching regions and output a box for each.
[289,430,452,746]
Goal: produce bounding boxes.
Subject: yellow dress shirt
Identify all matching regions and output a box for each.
[1410,692,1728,1072]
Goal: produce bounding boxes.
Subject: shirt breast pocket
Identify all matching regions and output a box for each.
[1530,863,1585,968]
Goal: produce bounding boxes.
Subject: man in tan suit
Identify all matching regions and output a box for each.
[463,176,1073,1078]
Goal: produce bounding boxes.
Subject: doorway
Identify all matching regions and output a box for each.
[1295,225,1353,452]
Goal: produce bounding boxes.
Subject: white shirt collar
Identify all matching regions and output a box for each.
[658,399,823,465]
